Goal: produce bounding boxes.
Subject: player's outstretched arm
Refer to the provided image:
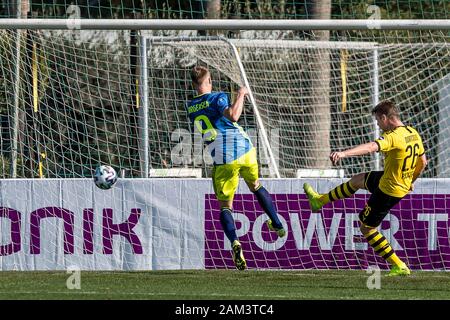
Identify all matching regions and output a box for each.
[223,87,248,122]
[330,142,379,165]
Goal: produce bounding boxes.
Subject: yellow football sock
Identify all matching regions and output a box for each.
[365,229,403,267]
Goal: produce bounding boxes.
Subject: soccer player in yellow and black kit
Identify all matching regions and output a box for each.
[304,100,427,276]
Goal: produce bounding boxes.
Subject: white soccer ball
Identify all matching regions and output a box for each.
[94,165,118,190]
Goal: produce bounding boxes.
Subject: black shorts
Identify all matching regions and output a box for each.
[359,171,403,228]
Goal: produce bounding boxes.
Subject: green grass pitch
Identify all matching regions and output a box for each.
[0,269,450,300]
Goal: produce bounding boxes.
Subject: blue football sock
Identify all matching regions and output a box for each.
[253,186,283,229]
[220,208,238,243]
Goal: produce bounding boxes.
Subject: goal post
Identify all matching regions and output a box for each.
[1,18,449,30]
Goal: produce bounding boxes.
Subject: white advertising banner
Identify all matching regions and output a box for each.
[1,178,449,271]
[0,178,210,271]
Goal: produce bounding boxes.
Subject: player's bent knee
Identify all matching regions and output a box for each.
[219,200,233,209]
[245,179,260,192]
[350,173,366,190]
[359,223,377,235]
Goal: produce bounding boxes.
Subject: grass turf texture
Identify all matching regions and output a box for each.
[1,270,450,300]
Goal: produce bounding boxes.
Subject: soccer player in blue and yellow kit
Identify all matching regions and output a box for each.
[188,66,286,270]
[304,100,427,276]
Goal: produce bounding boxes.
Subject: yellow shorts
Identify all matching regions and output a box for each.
[212,148,259,201]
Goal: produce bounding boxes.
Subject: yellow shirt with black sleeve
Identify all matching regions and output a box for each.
[374,126,425,198]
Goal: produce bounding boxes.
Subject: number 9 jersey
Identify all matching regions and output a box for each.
[186,92,253,165]
[374,126,425,197]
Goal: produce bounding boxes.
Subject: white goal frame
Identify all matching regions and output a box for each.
[2,19,450,178]
[1,19,450,30]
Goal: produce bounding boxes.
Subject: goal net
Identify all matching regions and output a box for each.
[1,22,449,271]
[1,28,449,179]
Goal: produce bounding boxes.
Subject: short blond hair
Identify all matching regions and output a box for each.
[191,66,210,86]
[372,100,400,119]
